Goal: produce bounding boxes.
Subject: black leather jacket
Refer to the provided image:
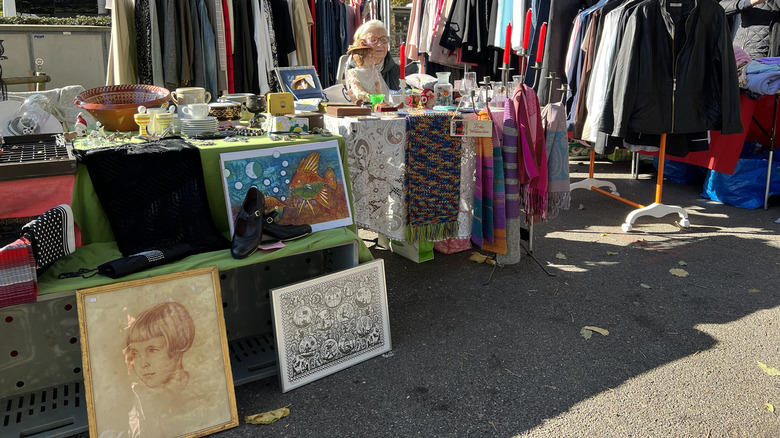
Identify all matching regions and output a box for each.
[600,0,743,138]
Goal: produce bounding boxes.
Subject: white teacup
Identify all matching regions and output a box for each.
[172,87,211,105]
[181,103,210,119]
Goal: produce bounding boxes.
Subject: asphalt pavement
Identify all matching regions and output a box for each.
[217,158,780,438]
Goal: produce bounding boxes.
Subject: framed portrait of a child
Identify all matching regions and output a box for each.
[76,266,238,438]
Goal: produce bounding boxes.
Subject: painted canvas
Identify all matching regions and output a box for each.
[270,259,391,392]
[220,140,353,236]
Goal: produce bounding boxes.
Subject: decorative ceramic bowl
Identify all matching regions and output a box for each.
[74,84,172,131]
[208,102,242,121]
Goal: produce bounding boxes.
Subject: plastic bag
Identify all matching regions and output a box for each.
[702,156,780,209]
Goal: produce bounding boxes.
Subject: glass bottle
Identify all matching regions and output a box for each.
[434,72,453,107]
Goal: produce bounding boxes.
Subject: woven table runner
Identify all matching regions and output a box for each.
[404,112,462,243]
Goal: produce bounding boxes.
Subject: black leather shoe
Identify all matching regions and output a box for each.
[261,211,312,243]
[230,187,265,259]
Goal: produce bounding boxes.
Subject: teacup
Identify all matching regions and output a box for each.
[181,103,210,119]
[406,93,428,109]
[172,87,211,105]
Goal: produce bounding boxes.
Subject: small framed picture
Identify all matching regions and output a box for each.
[77,267,238,438]
[275,66,326,100]
[450,119,466,137]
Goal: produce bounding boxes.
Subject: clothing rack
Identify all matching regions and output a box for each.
[570,134,691,231]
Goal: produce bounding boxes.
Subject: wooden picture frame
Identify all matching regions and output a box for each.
[270,259,391,392]
[76,266,238,438]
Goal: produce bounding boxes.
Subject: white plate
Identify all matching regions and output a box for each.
[0,100,64,137]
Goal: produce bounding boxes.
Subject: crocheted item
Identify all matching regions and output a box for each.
[542,102,571,219]
[405,112,462,243]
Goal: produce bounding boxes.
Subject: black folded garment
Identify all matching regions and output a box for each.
[74,138,229,256]
[97,244,194,279]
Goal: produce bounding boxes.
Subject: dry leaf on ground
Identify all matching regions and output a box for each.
[246,407,290,425]
[758,361,780,376]
[640,283,652,289]
[556,253,567,260]
[748,288,760,293]
[583,326,610,336]
[765,402,775,413]
[678,260,687,266]
[580,328,593,340]
[669,268,689,277]
[607,251,619,255]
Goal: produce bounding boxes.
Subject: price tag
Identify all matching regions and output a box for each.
[450,119,493,137]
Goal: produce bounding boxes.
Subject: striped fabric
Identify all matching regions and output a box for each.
[480,108,507,255]
[471,118,494,246]
[0,238,38,308]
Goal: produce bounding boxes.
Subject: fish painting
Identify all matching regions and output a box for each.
[290,152,337,213]
[263,196,286,221]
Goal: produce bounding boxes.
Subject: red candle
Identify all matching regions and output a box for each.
[399,43,406,80]
[522,9,532,50]
[535,22,547,63]
[503,23,512,64]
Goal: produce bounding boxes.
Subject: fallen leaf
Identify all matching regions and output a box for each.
[583,326,610,336]
[578,204,586,210]
[469,252,489,263]
[766,402,775,413]
[748,288,760,293]
[246,407,290,425]
[678,260,687,266]
[607,251,619,255]
[556,253,567,260]
[669,268,689,277]
[640,283,652,289]
[580,328,593,340]
[601,233,608,237]
[758,361,780,376]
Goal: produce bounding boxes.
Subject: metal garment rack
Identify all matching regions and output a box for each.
[570,133,691,231]
[763,94,778,210]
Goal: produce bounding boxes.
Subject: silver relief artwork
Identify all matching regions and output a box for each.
[271,259,391,392]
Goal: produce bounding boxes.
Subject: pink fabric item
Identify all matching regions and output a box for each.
[0,175,82,247]
[0,175,75,219]
[734,45,751,67]
[434,237,472,254]
[0,237,37,308]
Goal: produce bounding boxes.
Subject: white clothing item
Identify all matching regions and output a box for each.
[418,0,438,54]
[511,0,528,51]
[252,0,273,94]
[582,6,622,141]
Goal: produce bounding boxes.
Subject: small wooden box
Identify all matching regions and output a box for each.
[325,105,371,117]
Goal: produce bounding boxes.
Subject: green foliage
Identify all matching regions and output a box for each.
[0,15,110,26]
[390,0,410,6]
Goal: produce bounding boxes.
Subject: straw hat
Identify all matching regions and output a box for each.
[347,40,374,56]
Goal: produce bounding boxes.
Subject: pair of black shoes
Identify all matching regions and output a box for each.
[230,187,313,259]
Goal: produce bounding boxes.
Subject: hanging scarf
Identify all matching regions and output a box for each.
[471,115,495,246]
[542,102,571,219]
[480,107,507,255]
[513,85,548,224]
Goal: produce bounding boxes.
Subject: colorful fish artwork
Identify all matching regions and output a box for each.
[219,140,353,235]
[290,152,338,213]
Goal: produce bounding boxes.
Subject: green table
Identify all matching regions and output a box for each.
[37,134,372,295]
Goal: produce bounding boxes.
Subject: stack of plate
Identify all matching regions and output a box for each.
[181,116,218,137]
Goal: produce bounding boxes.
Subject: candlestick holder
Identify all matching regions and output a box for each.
[545,72,559,105]
[499,64,513,91]
[517,48,530,85]
[530,62,544,90]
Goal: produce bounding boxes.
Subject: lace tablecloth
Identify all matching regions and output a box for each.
[325,114,475,243]
[325,116,407,241]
